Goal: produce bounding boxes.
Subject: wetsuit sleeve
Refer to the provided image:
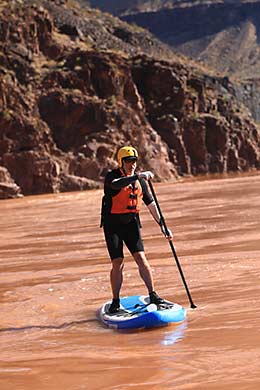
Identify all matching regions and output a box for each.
[139,178,153,205]
[111,174,139,190]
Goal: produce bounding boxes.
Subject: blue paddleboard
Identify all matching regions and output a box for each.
[99,295,186,330]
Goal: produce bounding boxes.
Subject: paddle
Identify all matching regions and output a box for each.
[148,180,197,309]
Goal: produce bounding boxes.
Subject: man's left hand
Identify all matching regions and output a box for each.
[161,225,173,240]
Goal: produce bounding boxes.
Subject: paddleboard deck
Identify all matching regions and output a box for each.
[98,295,186,330]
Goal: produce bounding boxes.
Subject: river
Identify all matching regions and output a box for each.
[0,173,260,390]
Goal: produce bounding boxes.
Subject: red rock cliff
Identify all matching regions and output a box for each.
[0,1,259,198]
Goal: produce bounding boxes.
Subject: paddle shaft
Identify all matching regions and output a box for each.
[148,180,197,309]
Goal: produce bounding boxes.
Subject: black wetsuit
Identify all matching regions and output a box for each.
[101,168,153,260]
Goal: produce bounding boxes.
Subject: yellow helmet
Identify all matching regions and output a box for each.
[117,146,138,167]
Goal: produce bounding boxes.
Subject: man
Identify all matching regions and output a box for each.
[101,146,173,313]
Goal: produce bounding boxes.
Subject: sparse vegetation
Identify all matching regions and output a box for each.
[106,95,117,106]
[2,109,12,122]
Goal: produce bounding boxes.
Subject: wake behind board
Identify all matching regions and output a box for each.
[99,295,186,330]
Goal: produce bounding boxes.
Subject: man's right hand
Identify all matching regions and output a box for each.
[138,171,154,181]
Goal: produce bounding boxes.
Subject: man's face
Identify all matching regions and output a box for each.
[122,159,137,176]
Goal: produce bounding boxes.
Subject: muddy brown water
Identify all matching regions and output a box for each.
[0,173,260,390]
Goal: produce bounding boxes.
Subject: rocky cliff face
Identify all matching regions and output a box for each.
[0,0,259,199]
[122,2,260,79]
[121,1,260,121]
[89,0,175,16]
[89,0,256,16]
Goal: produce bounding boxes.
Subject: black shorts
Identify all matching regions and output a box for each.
[103,217,144,260]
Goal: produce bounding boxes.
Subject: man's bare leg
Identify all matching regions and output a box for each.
[133,251,154,294]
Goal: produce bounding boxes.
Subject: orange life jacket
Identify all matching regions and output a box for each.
[111,179,143,214]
